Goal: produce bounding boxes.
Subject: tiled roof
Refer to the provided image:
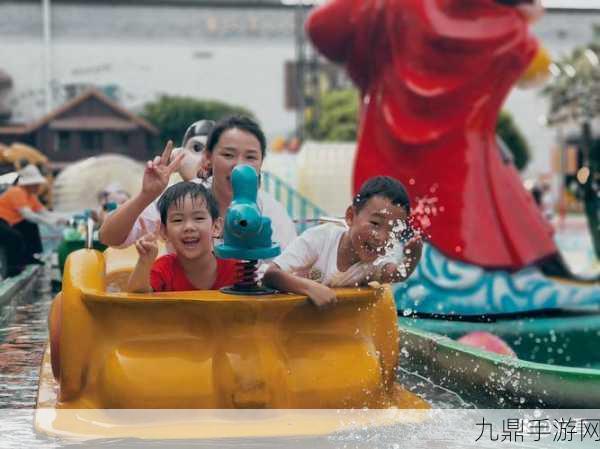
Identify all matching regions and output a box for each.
[50,116,139,131]
[0,88,158,136]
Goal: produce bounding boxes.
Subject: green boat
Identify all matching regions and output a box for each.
[56,229,106,275]
[398,315,600,408]
[52,217,105,288]
[0,264,41,308]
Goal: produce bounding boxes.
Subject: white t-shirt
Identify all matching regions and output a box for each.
[119,188,297,251]
[273,223,406,287]
[273,223,345,286]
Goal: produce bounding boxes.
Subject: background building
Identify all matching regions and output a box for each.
[0,1,598,178]
[0,89,158,170]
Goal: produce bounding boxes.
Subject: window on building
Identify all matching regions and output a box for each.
[54,131,70,152]
[116,132,129,150]
[81,132,103,151]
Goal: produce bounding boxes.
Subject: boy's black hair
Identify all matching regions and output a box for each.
[157,182,219,225]
[206,115,266,158]
[353,176,411,214]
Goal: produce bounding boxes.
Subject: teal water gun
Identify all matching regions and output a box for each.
[215,165,280,294]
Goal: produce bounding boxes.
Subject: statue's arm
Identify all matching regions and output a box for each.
[305,0,358,64]
[307,0,382,91]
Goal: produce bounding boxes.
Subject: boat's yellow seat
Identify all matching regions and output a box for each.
[50,248,408,409]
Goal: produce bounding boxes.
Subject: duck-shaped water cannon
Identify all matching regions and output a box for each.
[215,164,280,294]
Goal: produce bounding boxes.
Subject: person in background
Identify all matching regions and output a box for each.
[92,182,132,226]
[0,164,67,276]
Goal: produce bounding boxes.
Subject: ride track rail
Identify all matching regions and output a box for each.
[0,265,42,308]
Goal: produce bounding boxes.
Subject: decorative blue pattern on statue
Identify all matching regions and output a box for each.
[394,244,600,315]
[215,165,281,260]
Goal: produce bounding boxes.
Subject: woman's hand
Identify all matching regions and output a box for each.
[141,141,185,200]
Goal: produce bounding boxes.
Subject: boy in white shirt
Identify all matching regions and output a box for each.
[263,176,422,307]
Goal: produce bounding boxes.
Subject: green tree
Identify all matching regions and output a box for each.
[308,89,531,172]
[542,42,600,258]
[309,89,358,141]
[142,95,255,145]
[496,110,531,171]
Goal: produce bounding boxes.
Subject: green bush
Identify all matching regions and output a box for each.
[310,89,359,141]
[496,110,531,171]
[142,95,255,145]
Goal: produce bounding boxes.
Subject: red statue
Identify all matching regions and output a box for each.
[307,0,556,271]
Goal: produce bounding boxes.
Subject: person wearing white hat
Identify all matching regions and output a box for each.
[0,164,67,277]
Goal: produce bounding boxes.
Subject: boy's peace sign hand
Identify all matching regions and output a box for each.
[141,141,185,200]
[135,219,159,263]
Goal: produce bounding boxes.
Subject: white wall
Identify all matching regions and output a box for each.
[0,2,297,139]
[1,3,598,177]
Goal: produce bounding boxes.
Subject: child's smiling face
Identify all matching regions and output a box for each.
[346,195,409,263]
[161,194,221,260]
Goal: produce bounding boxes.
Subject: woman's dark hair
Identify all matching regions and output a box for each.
[157,182,219,225]
[206,115,266,158]
[353,176,411,214]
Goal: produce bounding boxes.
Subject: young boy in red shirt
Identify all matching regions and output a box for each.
[127,182,237,292]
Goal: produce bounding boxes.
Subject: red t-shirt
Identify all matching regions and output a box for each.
[150,254,238,292]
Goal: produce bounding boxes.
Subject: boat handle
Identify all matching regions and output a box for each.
[85,216,95,249]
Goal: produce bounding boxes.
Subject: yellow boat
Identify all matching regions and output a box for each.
[36,245,428,440]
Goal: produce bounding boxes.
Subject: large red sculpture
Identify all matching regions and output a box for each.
[307,0,556,271]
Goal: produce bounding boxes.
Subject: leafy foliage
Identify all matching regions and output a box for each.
[496,110,531,171]
[142,95,255,145]
[308,89,359,141]
[542,44,600,125]
[542,38,600,258]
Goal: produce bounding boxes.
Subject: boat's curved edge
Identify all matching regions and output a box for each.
[34,344,429,440]
[398,323,600,408]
